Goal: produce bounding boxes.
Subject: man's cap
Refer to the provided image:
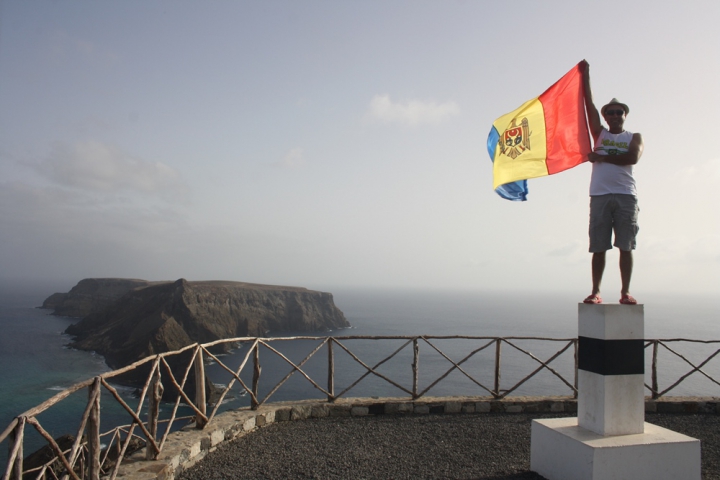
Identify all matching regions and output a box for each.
[601,98,629,115]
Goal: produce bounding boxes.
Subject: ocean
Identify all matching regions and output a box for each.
[1,281,718,470]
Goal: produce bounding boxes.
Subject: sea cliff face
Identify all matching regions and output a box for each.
[53,278,349,372]
[42,278,155,318]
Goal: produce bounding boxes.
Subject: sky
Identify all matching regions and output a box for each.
[0,1,718,298]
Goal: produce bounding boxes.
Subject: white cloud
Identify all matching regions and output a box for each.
[34,140,189,200]
[547,240,584,258]
[679,158,720,187]
[274,147,306,169]
[642,234,720,264]
[49,30,119,65]
[366,95,460,126]
[0,179,194,280]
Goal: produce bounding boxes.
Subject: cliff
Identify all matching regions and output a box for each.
[42,278,156,317]
[61,278,350,371]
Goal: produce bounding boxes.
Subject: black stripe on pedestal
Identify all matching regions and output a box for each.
[578,336,644,376]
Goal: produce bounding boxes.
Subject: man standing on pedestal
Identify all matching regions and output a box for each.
[581,61,644,305]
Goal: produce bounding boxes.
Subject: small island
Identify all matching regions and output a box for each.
[44,278,350,372]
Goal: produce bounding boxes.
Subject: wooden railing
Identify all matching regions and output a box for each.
[2,335,719,480]
[645,339,720,399]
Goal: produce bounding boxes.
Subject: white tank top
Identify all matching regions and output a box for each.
[589,128,636,196]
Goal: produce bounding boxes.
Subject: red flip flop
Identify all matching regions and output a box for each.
[620,294,637,305]
[583,294,602,304]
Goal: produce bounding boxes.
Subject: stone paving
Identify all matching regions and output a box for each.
[115,396,720,479]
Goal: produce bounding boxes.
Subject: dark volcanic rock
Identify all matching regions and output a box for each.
[23,434,145,479]
[22,434,76,479]
[42,278,155,317]
[63,278,350,372]
[40,292,68,310]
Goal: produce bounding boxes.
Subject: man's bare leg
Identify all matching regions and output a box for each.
[591,251,606,295]
[619,249,633,296]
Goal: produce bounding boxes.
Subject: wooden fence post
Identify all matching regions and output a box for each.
[87,378,101,479]
[651,340,659,399]
[412,338,419,399]
[146,367,163,459]
[7,416,25,480]
[573,339,579,399]
[494,338,502,398]
[194,348,207,428]
[252,343,261,410]
[327,339,335,402]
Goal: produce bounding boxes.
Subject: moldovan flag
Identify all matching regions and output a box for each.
[487,62,591,201]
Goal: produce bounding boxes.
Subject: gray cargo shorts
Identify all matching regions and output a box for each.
[589,194,639,252]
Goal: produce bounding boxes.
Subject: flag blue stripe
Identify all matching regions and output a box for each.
[487,126,499,159]
[495,180,528,201]
[487,126,528,201]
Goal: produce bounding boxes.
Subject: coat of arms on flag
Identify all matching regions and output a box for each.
[500,117,530,160]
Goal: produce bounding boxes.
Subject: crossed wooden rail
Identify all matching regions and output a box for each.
[646,339,720,398]
[2,336,719,480]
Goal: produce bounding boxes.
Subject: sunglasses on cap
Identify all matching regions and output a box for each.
[605,109,625,116]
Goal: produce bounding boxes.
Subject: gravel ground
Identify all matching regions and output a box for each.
[177,413,720,480]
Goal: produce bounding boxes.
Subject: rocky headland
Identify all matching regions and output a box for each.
[45,278,350,388]
[42,278,157,318]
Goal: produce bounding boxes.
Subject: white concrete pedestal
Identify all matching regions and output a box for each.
[531,418,700,480]
[530,303,701,479]
[577,304,645,435]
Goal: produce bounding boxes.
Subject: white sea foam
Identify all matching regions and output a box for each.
[107,383,139,395]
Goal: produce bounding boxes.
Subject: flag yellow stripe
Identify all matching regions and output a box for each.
[491,97,548,189]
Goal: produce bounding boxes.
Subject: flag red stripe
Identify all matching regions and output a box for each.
[538,64,592,175]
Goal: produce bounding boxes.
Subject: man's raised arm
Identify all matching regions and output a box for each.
[581,60,603,140]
